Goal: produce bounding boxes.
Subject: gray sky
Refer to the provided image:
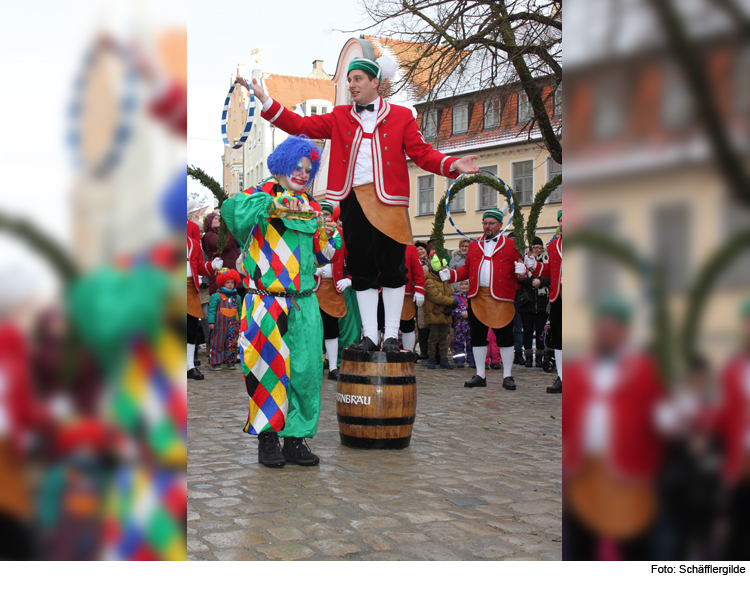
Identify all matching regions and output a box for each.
[187,0,373,196]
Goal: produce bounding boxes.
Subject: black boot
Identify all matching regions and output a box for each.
[282,438,320,466]
[464,374,487,388]
[503,376,517,390]
[546,377,562,394]
[535,352,544,368]
[328,368,339,381]
[350,336,379,353]
[513,351,524,365]
[257,432,286,467]
[525,350,533,368]
[382,337,400,353]
[187,367,204,380]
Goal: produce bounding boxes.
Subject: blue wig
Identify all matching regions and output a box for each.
[267,135,323,187]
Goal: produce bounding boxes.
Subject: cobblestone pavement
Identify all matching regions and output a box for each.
[187,356,562,561]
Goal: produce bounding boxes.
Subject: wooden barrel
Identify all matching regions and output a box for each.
[336,348,417,449]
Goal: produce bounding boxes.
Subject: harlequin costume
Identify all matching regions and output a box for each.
[221,135,341,467]
[208,269,243,368]
[445,208,525,390]
[313,201,350,379]
[259,57,460,354]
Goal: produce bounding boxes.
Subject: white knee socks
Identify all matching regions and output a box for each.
[555,349,563,380]
[187,343,195,371]
[356,288,380,343]
[500,346,514,378]
[382,286,406,341]
[473,346,487,378]
[325,338,339,371]
[401,330,416,353]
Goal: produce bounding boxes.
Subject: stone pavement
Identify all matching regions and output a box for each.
[187,356,562,561]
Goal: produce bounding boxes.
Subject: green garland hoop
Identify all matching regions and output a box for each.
[432,173,525,261]
[187,165,230,254]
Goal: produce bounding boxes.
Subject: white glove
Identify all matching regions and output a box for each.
[514,262,527,275]
[525,255,537,270]
[413,292,425,307]
[438,268,450,282]
[211,257,223,270]
[336,278,352,292]
[314,267,325,277]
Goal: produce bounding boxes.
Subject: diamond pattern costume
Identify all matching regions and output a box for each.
[222,179,340,439]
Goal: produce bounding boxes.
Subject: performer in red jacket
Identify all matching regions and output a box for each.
[188,232,222,380]
[314,201,350,381]
[401,244,426,355]
[547,209,562,393]
[243,58,479,354]
[440,208,527,390]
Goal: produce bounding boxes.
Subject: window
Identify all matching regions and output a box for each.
[662,62,693,129]
[423,109,438,139]
[554,84,562,119]
[311,106,318,115]
[512,160,534,205]
[239,177,244,192]
[449,187,465,212]
[517,92,533,125]
[585,213,619,301]
[548,158,562,202]
[593,72,628,140]
[478,165,498,209]
[653,202,691,292]
[484,98,501,129]
[418,175,435,216]
[321,106,328,114]
[452,103,468,135]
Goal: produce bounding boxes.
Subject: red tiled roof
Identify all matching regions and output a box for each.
[263,73,335,110]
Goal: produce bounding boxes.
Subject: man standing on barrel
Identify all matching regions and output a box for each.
[439,208,528,390]
[242,57,480,354]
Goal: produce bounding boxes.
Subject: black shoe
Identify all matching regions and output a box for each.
[226,362,236,370]
[464,375,487,388]
[513,352,524,365]
[503,376,517,390]
[525,351,533,368]
[282,438,320,466]
[350,336,379,353]
[257,432,286,468]
[187,367,204,380]
[382,337,400,353]
[535,356,544,368]
[328,369,339,381]
[546,377,562,394]
[439,358,454,370]
[489,362,501,370]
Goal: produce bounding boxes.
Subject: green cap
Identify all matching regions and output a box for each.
[557,209,562,220]
[482,209,503,223]
[319,200,334,215]
[348,57,381,81]
[594,293,633,324]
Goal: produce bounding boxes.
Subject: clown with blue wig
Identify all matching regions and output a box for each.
[221,135,341,467]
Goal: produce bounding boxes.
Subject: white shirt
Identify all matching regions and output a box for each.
[320,264,333,279]
[583,357,619,454]
[479,237,498,287]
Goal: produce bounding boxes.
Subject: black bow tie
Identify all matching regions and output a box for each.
[356,103,375,113]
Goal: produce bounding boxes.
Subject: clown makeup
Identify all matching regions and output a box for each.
[289,157,312,188]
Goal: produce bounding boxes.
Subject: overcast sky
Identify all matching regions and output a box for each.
[187,0,373,197]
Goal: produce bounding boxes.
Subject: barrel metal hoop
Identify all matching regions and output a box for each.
[339,434,412,450]
[336,414,416,427]
[337,374,417,386]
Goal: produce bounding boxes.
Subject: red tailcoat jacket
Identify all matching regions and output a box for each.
[447,236,520,303]
[548,236,562,302]
[261,98,460,206]
[563,353,666,482]
[188,236,216,291]
[405,244,426,297]
[715,356,750,485]
[314,241,350,294]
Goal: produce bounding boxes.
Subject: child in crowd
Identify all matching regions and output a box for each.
[208,269,243,370]
[452,281,474,368]
[424,258,455,370]
[486,330,502,370]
